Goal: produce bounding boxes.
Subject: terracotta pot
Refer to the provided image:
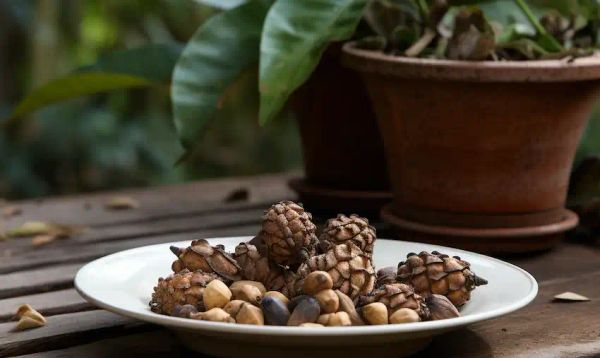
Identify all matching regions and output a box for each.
[343,42,600,253]
[291,45,391,217]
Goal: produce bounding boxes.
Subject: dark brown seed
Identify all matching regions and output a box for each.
[171,304,198,318]
[287,297,320,326]
[288,295,310,312]
[261,296,290,326]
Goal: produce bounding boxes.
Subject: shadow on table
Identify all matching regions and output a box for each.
[417,328,492,358]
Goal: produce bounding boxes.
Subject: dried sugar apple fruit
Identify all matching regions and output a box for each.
[150,269,221,315]
[319,214,376,257]
[170,239,242,281]
[259,201,318,267]
[297,241,376,300]
[233,242,297,296]
[397,251,487,307]
[359,282,430,321]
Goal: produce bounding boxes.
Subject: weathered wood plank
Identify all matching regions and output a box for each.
[0,310,152,357]
[1,207,264,257]
[1,173,296,227]
[508,243,600,282]
[0,263,82,299]
[0,289,91,322]
[16,331,184,358]
[420,270,600,358]
[0,224,259,274]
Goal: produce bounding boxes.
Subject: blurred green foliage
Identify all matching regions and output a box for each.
[0,0,301,199]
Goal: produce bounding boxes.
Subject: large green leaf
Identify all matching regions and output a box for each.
[259,0,368,125]
[171,0,272,149]
[5,73,151,126]
[81,43,183,83]
[5,44,183,124]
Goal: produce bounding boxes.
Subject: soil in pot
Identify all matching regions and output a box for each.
[343,43,600,253]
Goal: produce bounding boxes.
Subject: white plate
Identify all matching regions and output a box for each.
[75,237,537,358]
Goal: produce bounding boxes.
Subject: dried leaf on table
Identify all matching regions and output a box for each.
[3,206,22,218]
[31,234,59,247]
[105,196,140,210]
[7,221,85,239]
[554,292,590,302]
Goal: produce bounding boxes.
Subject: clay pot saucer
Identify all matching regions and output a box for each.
[289,178,392,219]
[381,204,578,254]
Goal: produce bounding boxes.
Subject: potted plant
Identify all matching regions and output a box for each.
[170,0,391,217]
[6,0,390,217]
[340,0,600,252]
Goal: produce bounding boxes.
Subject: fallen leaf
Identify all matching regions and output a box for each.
[31,234,58,247]
[105,196,139,210]
[7,221,85,239]
[553,291,590,302]
[2,206,22,218]
[7,221,55,237]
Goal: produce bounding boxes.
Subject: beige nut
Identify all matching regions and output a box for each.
[362,302,388,325]
[335,290,364,325]
[299,323,325,327]
[303,271,333,295]
[15,316,45,331]
[389,308,421,324]
[231,284,263,305]
[203,280,232,310]
[223,300,246,316]
[236,303,264,325]
[230,280,267,295]
[314,289,339,314]
[12,304,46,331]
[263,291,290,306]
[224,300,264,325]
[191,308,235,323]
[317,312,352,326]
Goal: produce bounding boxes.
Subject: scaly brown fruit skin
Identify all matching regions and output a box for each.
[297,242,376,300]
[233,242,296,297]
[259,201,318,267]
[397,251,488,307]
[170,239,242,282]
[319,214,376,257]
[358,283,430,321]
[150,269,221,315]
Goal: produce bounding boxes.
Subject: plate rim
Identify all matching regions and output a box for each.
[75,236,538,337]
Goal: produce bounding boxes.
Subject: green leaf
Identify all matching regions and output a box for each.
[4,44,183,124]
[193,0,248,10]
[171,0,272,149]
[80,43,183,83]
[259,0,368,125]
[5,73,151,125]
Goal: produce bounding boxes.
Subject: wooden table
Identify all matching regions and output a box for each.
[1,173,599,357]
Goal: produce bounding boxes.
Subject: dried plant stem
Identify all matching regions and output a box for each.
[513,0,562,51]
[405,28,436,57]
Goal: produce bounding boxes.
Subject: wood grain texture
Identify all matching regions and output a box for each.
[0,224,259,274]
[0,173,296,228]
[15,331,184,358]
[0,263,82,299]
[0,310,152,357]
[0,289,91,322]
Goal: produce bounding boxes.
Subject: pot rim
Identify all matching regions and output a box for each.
[342,41,600,82]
